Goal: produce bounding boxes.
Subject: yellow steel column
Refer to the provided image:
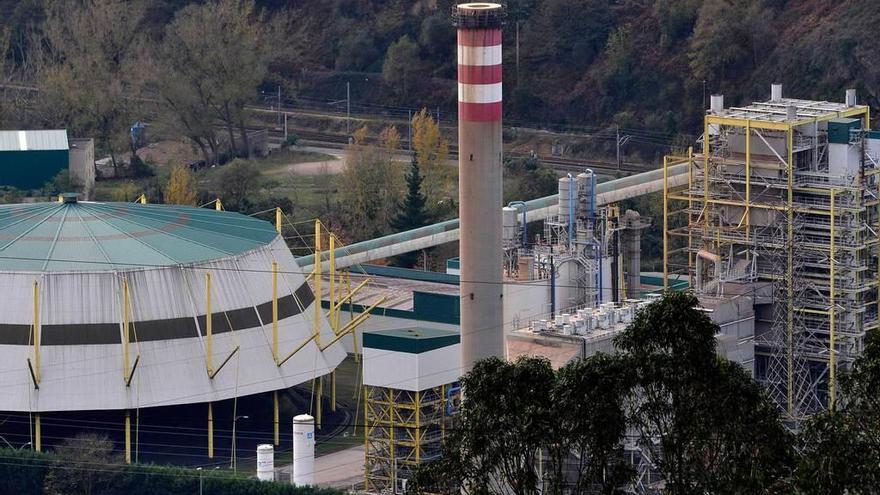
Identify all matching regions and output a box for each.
[415,391,421,464]
[123,278,130,380]
[273,391,280,446]
[33,281,40,384]
[786,127,795,418]
[663,155,669,289]
[745,121,751,241]
[687,146,694,275]
[316,377,323,430]
[206,273,213,376]
[363,385,369,491]
[329,235,336,331]
[34,414,40,452]
[215,199,222,211]
[272,261,279,363]
[703,119,710,239]
[314,220,322,346]
[829,190,837,409]
[125,410,131,464]
[331,371,337,412]
[208,402,214,458]
[275,207,282,233]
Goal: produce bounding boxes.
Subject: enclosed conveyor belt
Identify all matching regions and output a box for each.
[298,163,688,271]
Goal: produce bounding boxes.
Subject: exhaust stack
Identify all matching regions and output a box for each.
[453,3,504,372]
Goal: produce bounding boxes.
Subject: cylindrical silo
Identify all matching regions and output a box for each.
[454,3,505,372]
[502,206,518,248]
[257,444,274,481]
[292,414,315,486]
[558,177,572,224]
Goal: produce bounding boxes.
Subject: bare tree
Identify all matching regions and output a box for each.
[34,0,149,173]
[157,0,285,160]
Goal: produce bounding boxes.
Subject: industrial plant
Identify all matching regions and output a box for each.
[1,0,878,493]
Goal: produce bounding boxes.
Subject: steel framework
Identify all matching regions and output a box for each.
[663,101,876,422]
[364,384,457,494]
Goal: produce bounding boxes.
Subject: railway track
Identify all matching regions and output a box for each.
[266,127,655,175]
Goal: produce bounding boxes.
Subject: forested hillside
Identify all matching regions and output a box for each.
[2,0,878,139]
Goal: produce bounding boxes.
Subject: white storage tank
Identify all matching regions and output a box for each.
[502,206,519,247]
[292,414,315,486]
[562,324,573,336]
[558,177,573,222]
[257,444,274,481]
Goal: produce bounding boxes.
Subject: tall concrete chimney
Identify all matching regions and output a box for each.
[453,3,504,372]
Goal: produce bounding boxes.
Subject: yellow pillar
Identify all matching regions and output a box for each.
[125,410,131,464]
[314,220,322,347]
[33,281,40,384]
[786,127,795,418]
[215,199,223,211]
[329,235,336,332]
[208,402,214,459]
[273,391,280,446]
[316,376,323,430]
[829,190,837,409]
[123,278,130,380]
[662,155,669,289]
[275,207,282,233]
[206,273,214,376]
[34,413,41,452]
[331,371,337,412]
[272,261,279,363]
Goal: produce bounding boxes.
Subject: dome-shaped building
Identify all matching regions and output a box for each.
[0,197,342,417]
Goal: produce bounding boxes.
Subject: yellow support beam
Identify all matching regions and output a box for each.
[273,391,280,446]
[205,273,214,377]
[32,281,40,385]
[314,220,322,349]
[329,235,336,332]
[215,199,223,211]
[138,194,147,205]
[829,189,837,410]
[331,371,337,412]
[208,402,214,459]
[663,155,669,289]
[272,261,279,363]
[123,278,130,381]
[34,413,40,452]
[786,127,795,418]
[125,410,131,464]
[275,207,282,233]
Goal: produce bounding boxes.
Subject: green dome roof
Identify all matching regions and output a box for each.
[0,201,279,272]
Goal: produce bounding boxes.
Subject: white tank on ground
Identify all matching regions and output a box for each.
[292,414,315,486]
[257,444,274,481]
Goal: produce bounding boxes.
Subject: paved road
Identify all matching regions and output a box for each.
[278,445,364,490]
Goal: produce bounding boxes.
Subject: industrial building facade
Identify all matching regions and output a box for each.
[664,86,876,421]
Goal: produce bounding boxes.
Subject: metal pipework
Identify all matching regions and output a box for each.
[507,201,528,246]
[454,2,504,372]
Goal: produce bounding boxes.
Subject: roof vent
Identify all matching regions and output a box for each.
[61,193,79,204]
[771,83,782,102]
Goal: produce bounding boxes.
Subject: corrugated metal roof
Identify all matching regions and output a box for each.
[0,200,279,272]
[0,130,69,151]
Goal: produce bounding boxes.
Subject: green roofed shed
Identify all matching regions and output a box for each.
[363,327,460,354]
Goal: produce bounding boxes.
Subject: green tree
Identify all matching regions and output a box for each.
[340,125,402,241]
[794,330,880,492]
[335,31,379,71]
[43,433,122,495]
[217,159,260,212]
[389,154,431,267]
[614,291,793,494]
[382,35,420,95]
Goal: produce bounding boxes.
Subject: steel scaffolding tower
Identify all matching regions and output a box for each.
[663,92,876,422]
[364,384,456,493]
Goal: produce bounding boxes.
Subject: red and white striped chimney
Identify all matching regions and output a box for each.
[454,3,504,372]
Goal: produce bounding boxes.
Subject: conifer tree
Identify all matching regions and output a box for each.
[390,154,431,267]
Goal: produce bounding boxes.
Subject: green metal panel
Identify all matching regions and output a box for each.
[828,118,860,145]
[363,327,459,353]
[0,149,69,189]
[0,201,279,272]
[413,291,460,323]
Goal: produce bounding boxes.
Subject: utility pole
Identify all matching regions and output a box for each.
[277,86,282,126]
[616,124,620,171]
[516,20,520,85]
[408,109,412,151]
[346,81,351,136]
